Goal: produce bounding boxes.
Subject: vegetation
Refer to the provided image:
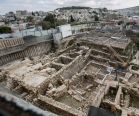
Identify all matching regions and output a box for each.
[40,13,56,29]
[56,19,67,26]
[94,15,99,21]
[0,26,12,34]
[118,21,124,25]
[38,13,67,30]
[93,11,98,15]
[26,16,34,22]
[70,15,75,23]
[32,12,35,16]
[57,6,91,10]
[102,8,108,12]
[38,21,52,30]
[44,13,56,24]
[98,8,102,13]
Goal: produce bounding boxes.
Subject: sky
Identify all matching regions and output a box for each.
[0,0,139,14]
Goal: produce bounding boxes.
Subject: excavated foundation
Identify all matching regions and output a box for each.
[0,32,138,116]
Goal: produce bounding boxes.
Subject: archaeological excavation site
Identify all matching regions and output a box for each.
[1,26,139,116]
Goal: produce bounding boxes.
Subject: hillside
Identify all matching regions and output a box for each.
[116,6,139,16]
[56,6,92,11]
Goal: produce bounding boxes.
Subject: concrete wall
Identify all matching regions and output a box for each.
[0,35,52,66]
[10,28,57,38]
[53,33,62,45]
[58,24,72,38]
[71,23,95,34]
[0,38,24,49]
[0,42,51,65]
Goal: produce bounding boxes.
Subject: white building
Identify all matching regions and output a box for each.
[129,16,139,24]
[0,22,5,26]
[16,10,27,16]
[57,24,72,38]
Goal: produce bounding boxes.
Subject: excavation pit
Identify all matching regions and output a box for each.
[91,49,110,59]
[55,56,73,65]
[46,74,100,113]
[85,62,109,75]
[130,96,139,109]
[0,33,133,115]
[66,52,79,58]
[56,93,83,110]
[100,102,122,116]
[50,63,63,71]
[104,87,118,102]
[120,88,139,109]
[95,73,105,80]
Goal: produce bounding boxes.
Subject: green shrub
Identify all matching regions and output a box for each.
[0,26,12,34]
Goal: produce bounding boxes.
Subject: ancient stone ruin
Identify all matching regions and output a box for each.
[0,30,139,116]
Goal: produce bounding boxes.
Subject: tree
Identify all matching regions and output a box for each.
[70,15,75,23]
[44,13,56,24]
[99,8,102,14]
[0,26,12,34]
[118,21,124,25]
[43,13,57,29]
[42,13,68,29]
[36,12,40,16]
[94,15,99,21]
[103,8,108,12]
[26,16,34,22]
[93,11,98,15]
[56,19,67,26]
[32,12,35,16]
[102,13,105,18]
[39,21,52,30]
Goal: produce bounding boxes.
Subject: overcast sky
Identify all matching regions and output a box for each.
[0,0,139,14]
